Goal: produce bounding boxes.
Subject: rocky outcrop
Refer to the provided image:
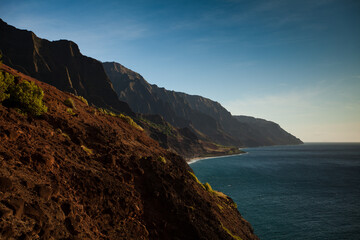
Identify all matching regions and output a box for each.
[0,18,132,114]
[0,64,259,239]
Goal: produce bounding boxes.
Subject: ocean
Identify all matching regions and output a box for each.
[189,143,360,240]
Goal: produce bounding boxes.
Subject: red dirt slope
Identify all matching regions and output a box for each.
[0,64,259,240]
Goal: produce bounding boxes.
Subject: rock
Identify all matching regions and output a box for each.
[0,177,12,192]
[36,184,52,201]
[4,129,19,140]
[3,198,25,218]
[24,203,44,222]
[0,206,13,218]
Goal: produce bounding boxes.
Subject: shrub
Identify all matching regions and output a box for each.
[157,156,166,164]
[64,97,75,108]
[76,96,88,105]
[0,70,14,102]
[66,108,76,116]
[7,79,47,116]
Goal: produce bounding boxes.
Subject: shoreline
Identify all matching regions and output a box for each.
[187,151,246,165]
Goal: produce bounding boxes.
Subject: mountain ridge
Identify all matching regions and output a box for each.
[103,61,303,148]
[0,18,132,115]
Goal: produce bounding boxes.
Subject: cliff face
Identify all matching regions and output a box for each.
[0,18,132,114]
[103,61,239,146]
[234,115,302,146]
[103,62,303,147]
[0,64,258,239]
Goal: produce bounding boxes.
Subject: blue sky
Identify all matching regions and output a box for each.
[1,0,360,142]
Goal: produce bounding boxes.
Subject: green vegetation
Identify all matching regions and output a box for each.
[0,71,47,116]
[188,171,230,200]
[76,95,88,105]
[66,108,76,116]
[221,223,243,240]
[140,118,175,136]
[0,70,14,102]
[157,156,167,164]
[118,114,143,131]
[204,182,213,192]
[56,128,71,141]
[9,80,48,116]
[98,108,116,116]
[98,108,143,131]
[213,190,228,199]
[61,132,71,141]
[81,145,93,155]
[64,97,75,108]
[188,171,206,189]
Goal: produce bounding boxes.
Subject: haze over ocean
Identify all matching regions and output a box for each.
[190,143,360,240]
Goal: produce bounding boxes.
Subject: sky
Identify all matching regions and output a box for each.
[1,0,360,142]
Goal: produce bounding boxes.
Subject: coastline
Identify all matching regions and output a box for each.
[187,151,246,165]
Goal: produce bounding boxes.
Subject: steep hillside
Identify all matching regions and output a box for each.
[103,61,302,147]
[234,115,302,146]
[0,64,258,239]
[103,61,239,146]
[0,18,132,114]
[182,95,303,146]
[137,114,242,160]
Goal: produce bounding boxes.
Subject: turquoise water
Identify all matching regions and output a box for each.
[190,143,360,240]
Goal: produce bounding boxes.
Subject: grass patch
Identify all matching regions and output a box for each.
[188,171,206,189]
[118,114,143,131]
[221,223,243,240]
[64,97,75,108]
[98,108,143,131]
[81,145,93,155]
[56,129,71,141]
[66,108,76,116]
[213,190,228,199]
[157,156,167,164]
[98,108,116,116]
[76,95,88,105]
[204,182,214,193]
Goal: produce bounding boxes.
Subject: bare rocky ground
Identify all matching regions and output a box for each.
[0,64,259,240]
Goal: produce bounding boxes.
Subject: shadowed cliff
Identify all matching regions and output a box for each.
[0,18,132,115]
